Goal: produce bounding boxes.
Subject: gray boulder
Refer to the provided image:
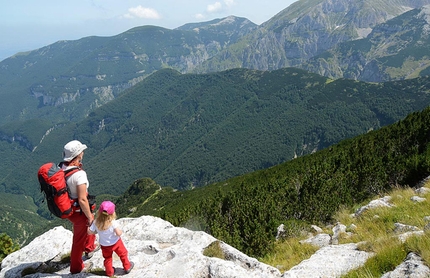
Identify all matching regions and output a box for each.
[381,252,430,278]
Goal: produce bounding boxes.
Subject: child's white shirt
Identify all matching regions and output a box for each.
[89,219,120,246]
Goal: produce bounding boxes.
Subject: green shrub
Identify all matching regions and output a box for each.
[203,241,225,260]
[0,233,19,262]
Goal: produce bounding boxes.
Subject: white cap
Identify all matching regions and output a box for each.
[63,140,87,162]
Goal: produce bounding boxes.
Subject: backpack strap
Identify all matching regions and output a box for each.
[63,166,81,202]
[64,166,80,178]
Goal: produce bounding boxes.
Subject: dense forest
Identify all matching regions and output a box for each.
[116,106,430,257]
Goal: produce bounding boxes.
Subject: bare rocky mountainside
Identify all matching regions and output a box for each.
[197,0,430,77]
[302,5,430,81]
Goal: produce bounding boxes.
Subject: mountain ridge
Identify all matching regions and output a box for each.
[197,0,430,73]
[301,5,430,81]
[0,0,429,130]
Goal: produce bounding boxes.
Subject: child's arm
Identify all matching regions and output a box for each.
[88,222,97,235]
[114,227,123,237]
[112,219,122,236]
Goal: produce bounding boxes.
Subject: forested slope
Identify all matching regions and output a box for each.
[116,106,430,257]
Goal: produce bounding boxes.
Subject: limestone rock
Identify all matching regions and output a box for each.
[300,233,331,248]
[354,196,393,217]
[381,252,430,278]
[0,216,281,278]
[281,243,373,278]
[411,196,426,203]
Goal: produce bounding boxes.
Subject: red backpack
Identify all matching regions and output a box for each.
[37,162,80,218]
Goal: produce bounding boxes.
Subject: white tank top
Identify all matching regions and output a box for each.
[63,166,89,199]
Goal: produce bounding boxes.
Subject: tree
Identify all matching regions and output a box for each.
[0,233,19,262]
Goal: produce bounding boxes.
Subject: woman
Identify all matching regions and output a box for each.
[61,140,98,273]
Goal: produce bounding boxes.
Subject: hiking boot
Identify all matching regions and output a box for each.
[83,245,100,260]
[125,262,134,274]
[81,261,93,273]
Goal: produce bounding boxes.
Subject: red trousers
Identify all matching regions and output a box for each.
[102,238,131,277]
[68,212,96,274]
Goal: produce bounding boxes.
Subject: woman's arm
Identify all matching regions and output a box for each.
[77,183,94,225]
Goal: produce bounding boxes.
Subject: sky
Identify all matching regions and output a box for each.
[1,0,298,62]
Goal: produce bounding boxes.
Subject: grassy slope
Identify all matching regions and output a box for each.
[261,181,430,276]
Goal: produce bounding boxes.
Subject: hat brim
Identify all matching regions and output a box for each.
[63,144,87,162]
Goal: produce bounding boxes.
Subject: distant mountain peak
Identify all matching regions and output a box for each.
[176,15,257,32]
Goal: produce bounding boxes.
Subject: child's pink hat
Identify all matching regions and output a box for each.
[99,201,115,215]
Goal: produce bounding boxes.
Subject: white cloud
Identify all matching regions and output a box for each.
[224,0,236,7]
[124,5,161,19]
[195,13,205,20]
[207,2,222,13]
[206,0,235,14]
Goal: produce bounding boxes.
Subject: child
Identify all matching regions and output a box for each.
[88,201,134,276]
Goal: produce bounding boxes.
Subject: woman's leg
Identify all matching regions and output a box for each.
[67,213,88,273]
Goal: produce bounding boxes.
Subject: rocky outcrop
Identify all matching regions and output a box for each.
[0,215,376,278]
[0,132,33,151]
[0,216,281,278]
[282,243,373,278]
